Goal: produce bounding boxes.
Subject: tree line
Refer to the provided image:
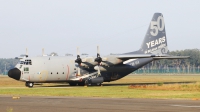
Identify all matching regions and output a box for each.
[139,49,200,73]
[0,58,19,74]
[1,49,200,74]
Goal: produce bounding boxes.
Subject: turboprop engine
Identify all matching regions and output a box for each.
[81,55,123,67]
[75,46,124,76]
[100,55,123,67]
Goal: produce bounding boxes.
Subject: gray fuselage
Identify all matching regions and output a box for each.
[15,56,153,83]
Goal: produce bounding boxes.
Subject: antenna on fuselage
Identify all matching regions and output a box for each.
[26,48,28,57]
[42,48,44,56]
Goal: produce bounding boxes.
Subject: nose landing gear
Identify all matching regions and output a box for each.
[25,82,34,88]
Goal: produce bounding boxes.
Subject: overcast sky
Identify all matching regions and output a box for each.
[0,0,200,58]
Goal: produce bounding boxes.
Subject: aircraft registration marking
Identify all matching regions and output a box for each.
[123,59,136,64]
[123,59,139,66]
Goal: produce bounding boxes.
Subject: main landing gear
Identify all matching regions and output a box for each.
[25,82,34,88]
[68,82,86,86]
[68,81,102,86]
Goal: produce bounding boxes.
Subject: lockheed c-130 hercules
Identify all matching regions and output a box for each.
[8,13,189,88]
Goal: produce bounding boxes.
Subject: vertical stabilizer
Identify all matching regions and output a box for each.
[139,13,169,55]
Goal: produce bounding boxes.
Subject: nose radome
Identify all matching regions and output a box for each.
[8,68,21,80]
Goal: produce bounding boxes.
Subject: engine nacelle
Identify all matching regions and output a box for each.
[89,77,104,84]
[101,55,123,66]
[82,57,98,67]
[81,55,123,68]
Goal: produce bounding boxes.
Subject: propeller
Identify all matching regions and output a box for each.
[94,46,102,76]
[75,47,82,76]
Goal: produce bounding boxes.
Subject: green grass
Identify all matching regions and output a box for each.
[0,86,200,99]
[6,107,13,112]
[1,74,200,99]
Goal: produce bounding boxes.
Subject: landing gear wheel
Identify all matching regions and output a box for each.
[25,82,34,88]
[69,82,77,86]
[85,79,92,86]
[96,83,102,86]
[85,80,88,86]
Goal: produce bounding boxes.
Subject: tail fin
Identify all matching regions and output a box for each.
[139,13,169,55]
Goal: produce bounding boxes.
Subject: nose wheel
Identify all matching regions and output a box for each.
[25,82,34,88]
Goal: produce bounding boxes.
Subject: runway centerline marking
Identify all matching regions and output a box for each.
[171,105,200,108]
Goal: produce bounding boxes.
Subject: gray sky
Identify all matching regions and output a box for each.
[0,0,200,58]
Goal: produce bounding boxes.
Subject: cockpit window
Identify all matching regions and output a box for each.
[20,60,32,65]
[26,60,32,65]
[20,61,24,64]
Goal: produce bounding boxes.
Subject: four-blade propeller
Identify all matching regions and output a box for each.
[94,46,102,76]
[75,47,82,76]
[74,46,103,77]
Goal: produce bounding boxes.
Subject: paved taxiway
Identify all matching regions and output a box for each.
[0,96,200,112]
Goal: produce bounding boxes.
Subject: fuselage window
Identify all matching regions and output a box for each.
[57,72,58,74]
[20,61,24,64]
[63,72,64,74]
[51,72,52,74]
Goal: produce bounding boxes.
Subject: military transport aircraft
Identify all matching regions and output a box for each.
[8,13,189,88]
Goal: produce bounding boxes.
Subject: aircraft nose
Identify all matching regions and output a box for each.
[8,68,21,80]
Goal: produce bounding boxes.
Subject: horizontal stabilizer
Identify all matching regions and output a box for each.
[153,56,190,59]
[116,54,189,60]
[117,54,158,59]
[116,54,175,59]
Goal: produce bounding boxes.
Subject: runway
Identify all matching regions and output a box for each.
[0,96,200,112]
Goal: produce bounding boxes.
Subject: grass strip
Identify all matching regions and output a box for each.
[0,86,200,99]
